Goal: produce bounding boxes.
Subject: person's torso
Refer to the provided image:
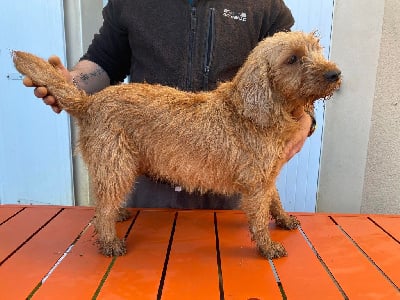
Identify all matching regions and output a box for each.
[119,0,274,91]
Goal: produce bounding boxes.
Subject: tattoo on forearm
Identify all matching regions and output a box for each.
[77,67,105,85]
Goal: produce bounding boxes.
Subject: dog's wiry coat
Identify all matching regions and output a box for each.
[13,31,341,259]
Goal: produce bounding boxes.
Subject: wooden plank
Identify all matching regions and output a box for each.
[161,211,220,300]
[334,215,400,288]
[32,209,134,300]
[370,215,400,241]
[270,220,343,299]
[0,207,93,299]
[97,210,176,299]
[0,206,398,299]
[216,211,282,299]
[298,215,400,299]
[0,206,24,223]
[0,206,61,263]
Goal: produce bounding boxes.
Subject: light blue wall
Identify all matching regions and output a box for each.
[277,0,335,212]
[0,1,73,205]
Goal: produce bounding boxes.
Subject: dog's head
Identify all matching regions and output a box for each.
[234,31,341,127]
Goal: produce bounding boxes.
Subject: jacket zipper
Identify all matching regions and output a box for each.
[187,6,197,91]
[203,8,215,91]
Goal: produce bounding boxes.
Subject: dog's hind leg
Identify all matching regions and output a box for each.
[270,186,300,230]
[241,189,287,259]
[86,134,137,257]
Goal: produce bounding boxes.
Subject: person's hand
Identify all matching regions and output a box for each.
[22,56,72,114]
[282,107,313,161]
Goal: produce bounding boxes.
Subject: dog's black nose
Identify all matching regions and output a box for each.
[324,69,341,82]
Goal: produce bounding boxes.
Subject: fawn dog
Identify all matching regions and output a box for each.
[13,31,341,259]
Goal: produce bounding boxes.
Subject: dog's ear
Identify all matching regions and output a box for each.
[236,63,274,128]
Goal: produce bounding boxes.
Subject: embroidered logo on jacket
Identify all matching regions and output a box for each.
[223,9,247,22]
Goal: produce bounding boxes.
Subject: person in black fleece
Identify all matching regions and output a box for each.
[25,0,314,209]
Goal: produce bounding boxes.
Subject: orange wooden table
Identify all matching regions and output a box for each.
[0,205,399,299]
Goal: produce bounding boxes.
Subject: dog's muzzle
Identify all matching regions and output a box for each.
[324,69,342,82]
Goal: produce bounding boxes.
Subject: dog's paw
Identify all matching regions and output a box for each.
[276,215,300,230]
[258,241,287,259]
[98,238,127,257]
[116,208,131,222]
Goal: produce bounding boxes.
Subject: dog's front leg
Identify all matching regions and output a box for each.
[241,189,287,259]
[270,186,300,230]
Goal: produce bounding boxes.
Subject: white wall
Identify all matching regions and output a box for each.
[361,0,400,214]
[318,0,400,214]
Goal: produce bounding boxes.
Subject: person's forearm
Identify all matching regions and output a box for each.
[70,60,111,94]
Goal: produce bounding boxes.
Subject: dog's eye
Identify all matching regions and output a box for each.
[287,55,298,64]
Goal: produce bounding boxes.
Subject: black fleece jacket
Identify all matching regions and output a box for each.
[82,0,294,91]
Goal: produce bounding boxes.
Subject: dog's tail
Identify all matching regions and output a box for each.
[13,51,90,117]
